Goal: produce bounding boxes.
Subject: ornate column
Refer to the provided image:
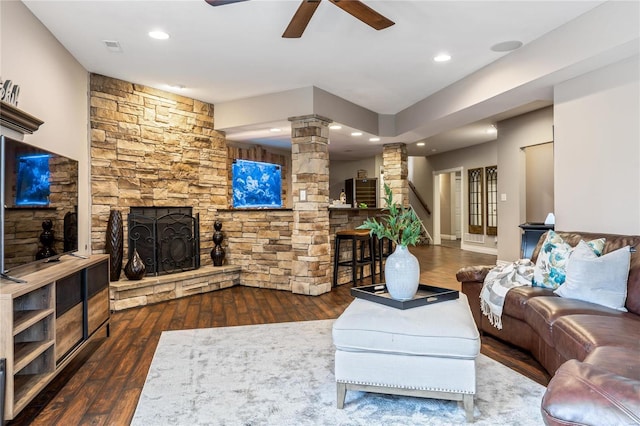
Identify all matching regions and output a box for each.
[288,115,332,295]
[382,143,409,207]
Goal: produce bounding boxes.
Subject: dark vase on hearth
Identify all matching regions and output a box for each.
[124,248,146,280]
[105,210,124,281]
[211,220,225,267]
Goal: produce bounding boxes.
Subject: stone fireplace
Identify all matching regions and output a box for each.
[128,207,200,276]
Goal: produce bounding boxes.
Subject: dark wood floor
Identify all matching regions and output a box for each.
[8,244,549,425]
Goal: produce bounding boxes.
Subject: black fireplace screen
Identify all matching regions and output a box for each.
[128,207,200,276]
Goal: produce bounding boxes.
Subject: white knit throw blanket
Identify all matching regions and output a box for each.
[480,259,535,329]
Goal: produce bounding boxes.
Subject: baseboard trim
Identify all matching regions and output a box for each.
[460,242,498,256]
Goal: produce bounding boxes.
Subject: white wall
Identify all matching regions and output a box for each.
[525,142,554,223]
[497,107,553,261]
[329,157,377,202]
[428,140,498,254]
[408,156,433,238]
[554,57,640,234]
[1,1,90,253]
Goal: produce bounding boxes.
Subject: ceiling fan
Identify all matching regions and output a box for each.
[205,0,395,38]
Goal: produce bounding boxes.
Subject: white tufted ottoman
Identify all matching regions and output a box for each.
[332,293,480,422]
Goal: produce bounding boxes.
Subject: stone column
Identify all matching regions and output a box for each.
[382,143,409,207]
[288,115,332,295]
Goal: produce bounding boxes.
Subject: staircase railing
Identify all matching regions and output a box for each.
[410,205,433,245]
[408,181,431,216]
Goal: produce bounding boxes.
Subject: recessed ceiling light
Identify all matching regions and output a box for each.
[433,53,451,62]
[490,40,523,52]
[417,142,425,147]
[369,137,380,142]
[148,30,170,40]
[431,148,437,152]
[351,132,363,137]
[269,128,282,132]
[329,125,342,130]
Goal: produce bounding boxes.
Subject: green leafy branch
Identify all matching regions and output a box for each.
[357,184,422,247]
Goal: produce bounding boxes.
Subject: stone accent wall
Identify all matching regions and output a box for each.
[383,143,409,207]
[89,74,227,270]
[289,115,331,295]
[216,209,293,290]
[227,144,289,208]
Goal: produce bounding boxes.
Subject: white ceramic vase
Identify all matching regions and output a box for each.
[384,245,420,301]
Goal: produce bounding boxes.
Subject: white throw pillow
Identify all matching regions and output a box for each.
[555,244,631,311]
[531,231,606,289]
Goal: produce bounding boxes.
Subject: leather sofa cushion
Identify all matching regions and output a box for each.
[531,231,640,315]
[584,346,640,381]
[502,287,554,321]
[455,264,494,282]
[525,297,627,347]
[542,359,640,426]
[552,314,640,362]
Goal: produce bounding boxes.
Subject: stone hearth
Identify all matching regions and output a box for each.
[109,264,241,311]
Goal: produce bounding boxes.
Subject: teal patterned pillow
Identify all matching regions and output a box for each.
[532,231,606,289]
[532,231,572,289]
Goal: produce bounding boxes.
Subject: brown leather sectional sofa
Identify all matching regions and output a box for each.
[456,231,640,426]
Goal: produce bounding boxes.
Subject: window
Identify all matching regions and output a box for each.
[468,168,483,234]
[485,165,498,236]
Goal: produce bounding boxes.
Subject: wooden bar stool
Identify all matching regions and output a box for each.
[374,236,394,281]
[333,229,375,287]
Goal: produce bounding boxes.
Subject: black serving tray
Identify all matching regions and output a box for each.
[351,284,459,310]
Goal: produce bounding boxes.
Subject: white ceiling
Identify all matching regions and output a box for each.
[23,0,606,159]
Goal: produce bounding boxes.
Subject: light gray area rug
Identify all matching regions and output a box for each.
[132,320,545,425]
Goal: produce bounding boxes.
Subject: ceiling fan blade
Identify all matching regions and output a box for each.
[328,0,394,30]
[204,0,249,6]
[282,0,322,38]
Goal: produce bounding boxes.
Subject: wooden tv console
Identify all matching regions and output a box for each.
[0,254,110,421]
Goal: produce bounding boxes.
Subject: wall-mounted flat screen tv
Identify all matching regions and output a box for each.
[1,135,79,276]
[232,159,282,208]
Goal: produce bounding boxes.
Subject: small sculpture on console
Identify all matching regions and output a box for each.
[36,219,58,260]
[211,220,225,266]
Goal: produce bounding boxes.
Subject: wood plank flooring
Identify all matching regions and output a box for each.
[8,244,549,425]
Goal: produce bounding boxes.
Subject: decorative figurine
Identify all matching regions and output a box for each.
[211,220,225,266]
[36,219,58,260]
[124,248,146,280]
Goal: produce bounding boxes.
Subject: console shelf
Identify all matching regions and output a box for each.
[0,254,110,421]
[13,308,55,336]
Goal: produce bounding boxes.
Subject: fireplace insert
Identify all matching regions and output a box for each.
[128,207,200,276]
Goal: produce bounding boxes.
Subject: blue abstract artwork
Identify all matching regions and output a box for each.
[15,154,51,206]
[232,159,282,208]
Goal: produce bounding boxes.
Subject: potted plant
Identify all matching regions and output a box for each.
[358,184,422,300]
